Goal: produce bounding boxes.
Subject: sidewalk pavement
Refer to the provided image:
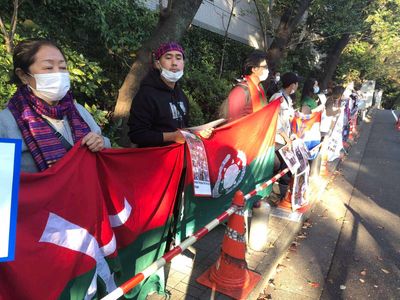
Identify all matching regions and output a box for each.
[147,115,365,300]
[261,110,374,299]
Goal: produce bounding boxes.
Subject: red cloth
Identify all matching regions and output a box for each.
[0,144,184,299]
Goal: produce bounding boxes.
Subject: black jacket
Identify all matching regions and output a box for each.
[128,69,189,147]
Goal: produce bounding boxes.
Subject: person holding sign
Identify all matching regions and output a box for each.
[128,42,189,147]
[0,39,111,173]
[128,42,213,148]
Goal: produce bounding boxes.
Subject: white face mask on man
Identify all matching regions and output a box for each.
[160,67,184,83]
[258,69,269,82]
[29,72,71,102]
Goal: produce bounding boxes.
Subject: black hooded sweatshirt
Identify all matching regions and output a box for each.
[128,69,189,147]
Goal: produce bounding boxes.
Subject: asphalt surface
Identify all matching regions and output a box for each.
[321,109,400,300]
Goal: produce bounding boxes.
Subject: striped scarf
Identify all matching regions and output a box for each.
[8,85,91,171]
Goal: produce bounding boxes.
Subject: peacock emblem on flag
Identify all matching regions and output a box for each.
[212,150,246,198]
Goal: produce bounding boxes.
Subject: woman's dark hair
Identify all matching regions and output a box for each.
[12,38,66,85]
[243,51,267,76]
[301,77,317,100]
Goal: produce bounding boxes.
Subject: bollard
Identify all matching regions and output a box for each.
[249,201,271,252]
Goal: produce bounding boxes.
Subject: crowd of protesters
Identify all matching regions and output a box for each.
[0,38,363,202]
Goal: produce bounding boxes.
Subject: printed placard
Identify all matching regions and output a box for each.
[278,145,300,174]
[291,165,310,211]
[0,139,22,262]
[180,131,211,196]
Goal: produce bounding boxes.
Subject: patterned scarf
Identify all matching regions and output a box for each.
[8,85,91,171]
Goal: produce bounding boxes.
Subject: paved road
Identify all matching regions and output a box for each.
[321,109,400,299]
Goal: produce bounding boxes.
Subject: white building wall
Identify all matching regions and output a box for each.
[143,0,264,49]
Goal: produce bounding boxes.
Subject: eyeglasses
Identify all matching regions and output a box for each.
[258,65,268,69]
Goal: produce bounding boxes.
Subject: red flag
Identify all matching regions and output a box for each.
[0,144,184,299]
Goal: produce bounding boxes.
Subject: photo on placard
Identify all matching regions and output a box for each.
[291,165,309,210]
[180,130,211,196]
[278,145,300,174]
[292,140,308,175]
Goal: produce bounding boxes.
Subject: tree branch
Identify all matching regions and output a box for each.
[9,0,19,50]
[0,16,8,39]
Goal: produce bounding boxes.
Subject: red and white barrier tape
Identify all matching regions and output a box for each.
[101,168,290,300]
[244,168,290,200]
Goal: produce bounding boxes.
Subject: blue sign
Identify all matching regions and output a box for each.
[0,138,21,262]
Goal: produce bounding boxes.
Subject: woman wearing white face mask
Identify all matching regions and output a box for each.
[128,42,191,147]
[221,51,269,121]
[0,39,111,172]
[301,78,320,114]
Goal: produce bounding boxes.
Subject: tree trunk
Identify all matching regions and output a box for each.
[319,33,351,90]
[267,0,311,72]
[113,0,203,146]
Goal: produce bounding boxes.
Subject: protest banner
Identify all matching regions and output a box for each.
[326,108,345,161]
[0,144,184,299]
[0,101,281,299]
[177,100,280,239]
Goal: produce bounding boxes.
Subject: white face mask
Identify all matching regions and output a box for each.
[259,69,269,82]
[275,76,280,82]
[160,67,183,83]
[29,72,70,102]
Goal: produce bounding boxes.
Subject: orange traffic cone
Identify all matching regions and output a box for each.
[196,190,261,299]
[277,178,293,211]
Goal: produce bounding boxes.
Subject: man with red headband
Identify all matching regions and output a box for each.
[128,42,189,147]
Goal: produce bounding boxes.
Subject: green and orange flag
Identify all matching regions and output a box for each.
[178,100,280,238]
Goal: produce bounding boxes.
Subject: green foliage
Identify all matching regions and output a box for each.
[83,102,122,147]
[183,69,232,123]
[65,47,108,101]
[1,0,399,137]
[84,103,109,128]
[335,0,400,108]
[184,92,205,126]
[182,26,253,123]
[0,39,16,110]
